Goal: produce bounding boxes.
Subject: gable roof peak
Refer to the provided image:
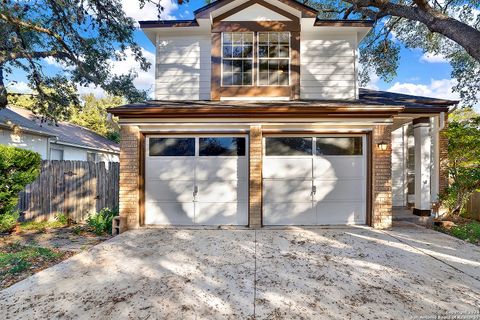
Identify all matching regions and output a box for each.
[194,0,318,19]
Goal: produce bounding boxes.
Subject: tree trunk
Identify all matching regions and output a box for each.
[350,1,480,63]
[0,64,7,109]
[410,9,480,63]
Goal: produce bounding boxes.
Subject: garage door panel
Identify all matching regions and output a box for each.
[315,201,366,225]
[145,180,194,202]
[263,158,313,179]
[195,202,248,225]
[145,202,195,225]
[263,180,313,203]
[196,158,247,180]
[196,180,248,202]
[146,158,195,180]
[263,202,315,225]
[314,157,365,179]
[313,179,365,201]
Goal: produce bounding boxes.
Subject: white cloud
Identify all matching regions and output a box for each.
[6,81,33,94]
[112,48,155,90]
[420,53,449,64]
[364,73,380,90]
[388,79,460,100]
[121,0,178,21]
[77,48,155,99]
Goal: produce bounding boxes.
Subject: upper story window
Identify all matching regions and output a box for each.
[258,32,290,86]
[221,32,291,87]
[222,33,254,86]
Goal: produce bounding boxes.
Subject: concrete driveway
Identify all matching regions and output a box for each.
[1,223,480,319]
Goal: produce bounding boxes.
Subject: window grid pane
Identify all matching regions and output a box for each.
[222,32,254,86]
[316,137,363,156]
[258,32,290,86]
[149,138,195,157]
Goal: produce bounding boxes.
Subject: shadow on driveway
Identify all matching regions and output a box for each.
[1,224,480,319]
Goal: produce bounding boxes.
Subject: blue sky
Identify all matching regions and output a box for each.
[7,0,460,103]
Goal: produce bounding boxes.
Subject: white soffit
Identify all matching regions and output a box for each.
[222,3,292,21]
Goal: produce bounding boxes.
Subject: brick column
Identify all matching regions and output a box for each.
[249,125,263,228]
[119,125,140,231]
[372,125,393,229]
[439,116,449,194]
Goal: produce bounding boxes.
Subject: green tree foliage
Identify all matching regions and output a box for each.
[70,94,123,143]
[0,146,41,232]
[0,0,164,122]
[300,0,480,105]
[440,109,480,215]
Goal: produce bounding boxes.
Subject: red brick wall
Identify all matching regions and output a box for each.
[372,125,393,229]
[249,125,263,228]
[439,116,449,195]
[119,125,140,230]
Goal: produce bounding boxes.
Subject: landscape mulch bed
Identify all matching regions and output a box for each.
[0,225,111,290]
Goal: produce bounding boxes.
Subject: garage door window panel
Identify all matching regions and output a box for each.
[316,137,363,156]
[265,137,312,156]
[149,138,195,157]
[199,137,246,156]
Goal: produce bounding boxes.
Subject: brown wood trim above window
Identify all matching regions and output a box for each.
[212,21,300,32]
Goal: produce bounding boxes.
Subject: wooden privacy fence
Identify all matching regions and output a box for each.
[467,192,480,221]
[18,161,120,222]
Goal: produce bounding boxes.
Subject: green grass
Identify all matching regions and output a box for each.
[0,242,62,275]
[449,221,480,244]
[19,220,65,231]
[19,213,68,232]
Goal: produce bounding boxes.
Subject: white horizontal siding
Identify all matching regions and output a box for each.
[156,35,211,100]
[300,33,356,100]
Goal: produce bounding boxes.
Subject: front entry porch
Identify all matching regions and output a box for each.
[391,112,449,218]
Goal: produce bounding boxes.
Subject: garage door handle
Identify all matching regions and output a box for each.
[311,186,317,196]
[193,186,199,197]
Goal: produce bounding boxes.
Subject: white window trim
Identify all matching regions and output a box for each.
[257,32,291,87]
[221,32,255,87]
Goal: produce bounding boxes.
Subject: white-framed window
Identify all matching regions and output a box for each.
[221,32,254,86]
[258,32,290,86]
[50,148,64,161]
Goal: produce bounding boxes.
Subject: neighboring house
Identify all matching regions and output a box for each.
[0,106,120,162]
[109,0,457,231]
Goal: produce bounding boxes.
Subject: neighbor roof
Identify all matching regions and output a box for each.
[0,106,119,153]
[108,89,456,119]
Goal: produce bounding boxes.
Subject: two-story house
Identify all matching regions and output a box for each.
[109,0,456,231]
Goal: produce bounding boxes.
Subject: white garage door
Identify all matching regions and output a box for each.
[263,136,367,225]
[145,135,248,225]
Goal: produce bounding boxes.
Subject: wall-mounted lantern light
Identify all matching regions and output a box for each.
[377,141,388,151]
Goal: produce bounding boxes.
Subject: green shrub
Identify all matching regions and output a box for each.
[0,211,19,233]
[55,213,69,225]
[87,208,118,235]
[450,222,480,243]
[0,146,41,219]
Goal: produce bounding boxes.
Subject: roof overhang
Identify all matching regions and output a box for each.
[109,102,404,119]
[139,0,374,45]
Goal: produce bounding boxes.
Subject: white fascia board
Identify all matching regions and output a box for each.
[52,141,119,155]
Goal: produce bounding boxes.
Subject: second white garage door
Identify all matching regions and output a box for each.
[263,135,367,225]
[145,135,248,225]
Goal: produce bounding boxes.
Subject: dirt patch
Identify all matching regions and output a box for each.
[0,225,111,289]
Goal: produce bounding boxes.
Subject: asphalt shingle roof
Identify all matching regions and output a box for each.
[0,106,119,153]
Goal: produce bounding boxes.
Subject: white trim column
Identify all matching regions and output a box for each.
[431,116,440,203]
[413,117,432,216]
